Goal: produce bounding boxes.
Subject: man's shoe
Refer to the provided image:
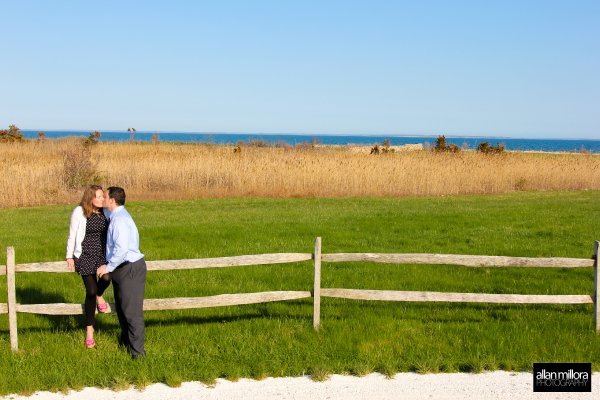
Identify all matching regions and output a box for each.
[131,352,146,360]
[118,334,130,349]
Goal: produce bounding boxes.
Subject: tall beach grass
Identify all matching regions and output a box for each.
[1,138,599,208]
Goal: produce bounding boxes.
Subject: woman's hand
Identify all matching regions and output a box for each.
[66,258,75,272]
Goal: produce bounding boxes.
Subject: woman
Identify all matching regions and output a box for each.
[66,184,112,348]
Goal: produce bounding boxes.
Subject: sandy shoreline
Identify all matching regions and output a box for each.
[2,372,598,400]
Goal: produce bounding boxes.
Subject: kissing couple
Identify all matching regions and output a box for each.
[66,185,147,359]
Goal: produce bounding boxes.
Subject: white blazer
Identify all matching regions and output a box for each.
[66,206,86,259]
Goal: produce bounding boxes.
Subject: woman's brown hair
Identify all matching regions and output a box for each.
[79,185,103,218]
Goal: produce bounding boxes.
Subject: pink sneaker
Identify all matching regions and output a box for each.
[85,338,95,349]
[97,302,111,313]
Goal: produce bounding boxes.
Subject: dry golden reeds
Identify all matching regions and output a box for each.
[1,138,599,208]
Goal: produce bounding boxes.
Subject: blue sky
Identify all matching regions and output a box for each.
[1,1,598,139]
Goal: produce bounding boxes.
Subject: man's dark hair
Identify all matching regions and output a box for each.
[108,186,126,206]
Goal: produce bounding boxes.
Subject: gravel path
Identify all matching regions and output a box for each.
[2,372,598,400]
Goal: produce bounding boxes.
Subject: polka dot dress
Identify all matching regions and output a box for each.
[75,211,108,276]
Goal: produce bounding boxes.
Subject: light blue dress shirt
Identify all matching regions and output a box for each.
[106,206,144,272]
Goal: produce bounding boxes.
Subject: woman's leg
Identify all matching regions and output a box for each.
[97,273,111,296]
[81,274,98,338]
[96,273,111,303]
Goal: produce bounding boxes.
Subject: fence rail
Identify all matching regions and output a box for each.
[11,291,313,315]
[0,253,313,274]
[2,238,599,352]
[320,288,594,304]
[321,253,594,268]
[1,253,595,275]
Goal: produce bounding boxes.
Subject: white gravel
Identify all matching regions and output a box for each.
[2,372,598,400]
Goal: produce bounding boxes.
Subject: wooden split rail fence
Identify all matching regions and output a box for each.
[1,238,599,352]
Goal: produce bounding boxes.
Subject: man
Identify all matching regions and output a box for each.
[97,186,146,359]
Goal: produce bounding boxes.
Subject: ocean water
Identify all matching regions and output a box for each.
[21,130,600,153]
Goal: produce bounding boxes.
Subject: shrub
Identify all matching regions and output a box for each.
[448,143,461,153]
[61,142,102,190]
[434,135,447,151]
[477,142,490,153]
[477,142,505,154]
[84,131,101,146]
[37,131,46,141]
[433,135,461,153]
[0,125,24,142]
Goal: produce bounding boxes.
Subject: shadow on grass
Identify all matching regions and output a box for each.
[16,286,68,304]
[321,300,593,324]
[323,298,593,313]
[0,303,300,334]
[7,286,117,334]
[2,292,591,335]
[145,312,269,327]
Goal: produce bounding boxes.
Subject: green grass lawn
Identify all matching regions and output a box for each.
[0,191,599,395]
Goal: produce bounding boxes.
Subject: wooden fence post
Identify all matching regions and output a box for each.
[7,247,18,351]
[313,237,322,330]
[594,241,599,334]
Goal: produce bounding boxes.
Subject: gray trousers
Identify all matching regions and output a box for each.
[111,258,146,356]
